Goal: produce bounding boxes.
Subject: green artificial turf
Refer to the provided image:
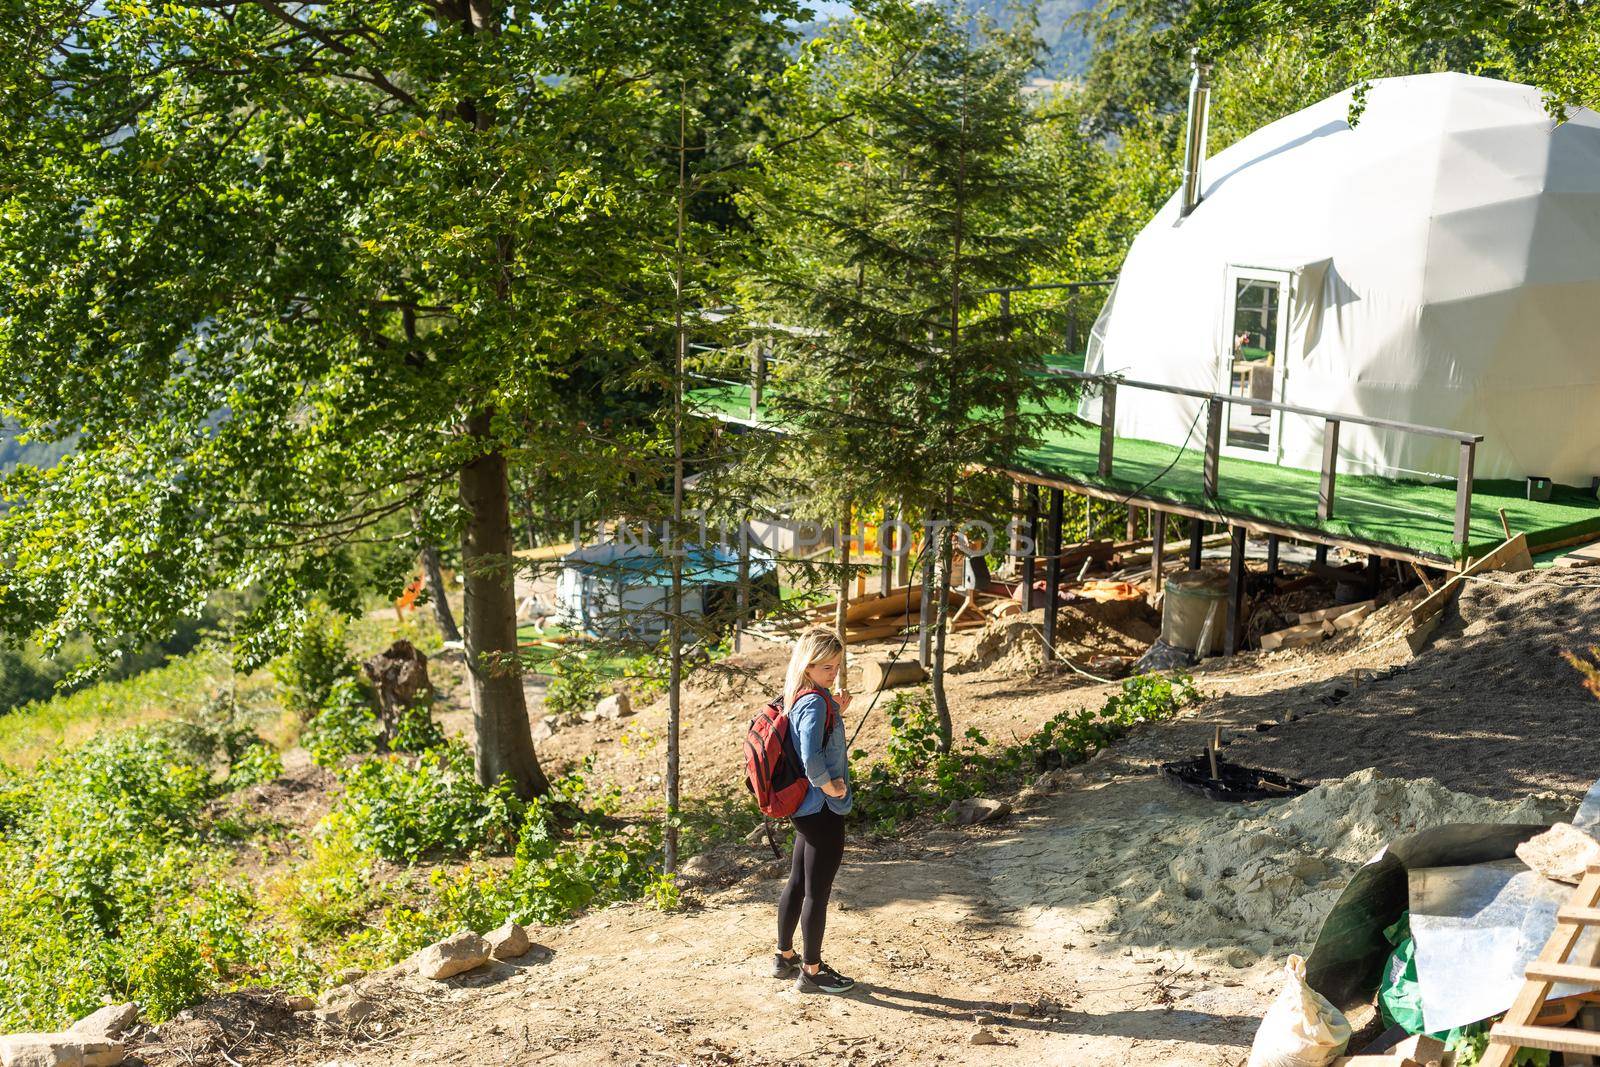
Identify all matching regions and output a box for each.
[687,377,1600,562]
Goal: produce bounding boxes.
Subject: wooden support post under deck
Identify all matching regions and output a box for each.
[1367,553,1382,599]
[1151,511,1166,593]
[894,506,910,588]
[1203,398,1224,498]
[1318,418,1341,521]
[1315,544,1329,567]
[1266,534,1280,581]
[1044,488,1064,662]
[1126,505,1138,541]
[1455,439,1477,553]
[1225,526,1247,657]
[1022,485,1039,612]
[1188,518,1204,570]
[1098,381,1117,478]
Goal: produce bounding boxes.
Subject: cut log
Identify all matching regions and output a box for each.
[861,658,928,693]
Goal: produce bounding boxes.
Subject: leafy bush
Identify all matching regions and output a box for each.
[544,652,603,721]
[391,700,447,754]
[330,741,522,863]
[271,605,355,719]
[850,673,1200,831]
[225,740,285,791]
[303,677,380,768]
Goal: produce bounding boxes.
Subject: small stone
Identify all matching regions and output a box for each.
[1031,771,1060,794]
[486,921,531,960]
[745,823,774,847]
[1227,947,1257,969]
[317,984,355,1007]
[285,995,317,1013]
[531,718,555,743]
[944,797,1011,827]
[967,1028,1000,1046]
[594,693,632,720]
[314,998,378,1028]
[69,1003,139,1040]
[972,1013,995,1026]
[415,931,491,981]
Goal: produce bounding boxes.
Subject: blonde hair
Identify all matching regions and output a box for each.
[783,625,844,714]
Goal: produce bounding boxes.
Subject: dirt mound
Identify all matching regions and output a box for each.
[1078,769,1571,957]
[1426,567,1600,698]
[951,606,1151,675]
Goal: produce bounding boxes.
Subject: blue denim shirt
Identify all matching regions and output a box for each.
[790,689,852,817]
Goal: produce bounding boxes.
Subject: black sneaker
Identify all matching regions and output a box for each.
[772,952,800,978]
[795,962,856,994]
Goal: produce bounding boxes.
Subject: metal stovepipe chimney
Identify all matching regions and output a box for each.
[1180,49,1213,218]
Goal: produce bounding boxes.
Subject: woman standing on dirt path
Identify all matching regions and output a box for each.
[773,626,857,995]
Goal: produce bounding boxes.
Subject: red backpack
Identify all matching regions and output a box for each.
[744,686,837,819]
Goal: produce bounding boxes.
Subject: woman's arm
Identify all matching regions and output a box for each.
[790,693,833,789]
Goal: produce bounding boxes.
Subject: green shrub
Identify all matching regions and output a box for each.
[330,741,522,863]
[391,700,447,754]
[271,605,355,719]
[225,741,285,791]
[544,652,602,720]
[304,678,380,769]
[850,673,1201,831]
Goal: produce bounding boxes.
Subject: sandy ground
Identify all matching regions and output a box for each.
[135,563,1600,1066]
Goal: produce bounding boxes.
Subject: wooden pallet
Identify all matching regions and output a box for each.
[1482,864,1600,1066]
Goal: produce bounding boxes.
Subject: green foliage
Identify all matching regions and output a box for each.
[225,741,285,792]
[271,607,356,721]
[303,678,380,770]
[850,674,1201,830]
[330,741,523,864]
[392,701,448,755]
[544,653,604,722]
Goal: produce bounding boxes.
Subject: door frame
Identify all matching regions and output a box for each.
[1218,264,1294,461]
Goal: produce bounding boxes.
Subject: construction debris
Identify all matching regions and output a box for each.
[1259,620,1335,652]
[1516,823,1600,885]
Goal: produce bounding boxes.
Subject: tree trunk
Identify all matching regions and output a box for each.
[461,408,549,799]
[929,505,955,753]
[663,79,690,876]
[834,500,851,680]
[418,540,462,644]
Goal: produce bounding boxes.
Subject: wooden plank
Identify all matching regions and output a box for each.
[1489,1024,1600,1057]
[1524,961,1600,986]
[1150,512,1165,594]
[1044,489,1064,662]
[1411,533,1532,627]
[1022,486,1039,611]
[1259,620,1333,652]
[1558,906,1600,926]
[1297,600,1375,625]
[1332,602,1376,631]
[1556,538,1600,569]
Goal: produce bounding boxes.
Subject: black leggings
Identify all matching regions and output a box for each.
[776,808,845,966]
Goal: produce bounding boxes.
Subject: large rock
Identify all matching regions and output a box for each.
[1518,823,1600,884]
[415,931,491,980]
[945,797,1011,827]
[0,1033,123,1067]
[68,1003,138,1040]
[485,921,531,961]
[582,693,632,723]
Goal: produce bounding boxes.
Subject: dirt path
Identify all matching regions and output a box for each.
[272,775,1277,1067]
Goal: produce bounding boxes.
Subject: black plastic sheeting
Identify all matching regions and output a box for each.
[1303,822,1550,1013]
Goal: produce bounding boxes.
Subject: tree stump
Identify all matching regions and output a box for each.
[362,639,433,748]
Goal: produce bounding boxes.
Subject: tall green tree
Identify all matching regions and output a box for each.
[0,2,751,797]
[746,1,1075,750]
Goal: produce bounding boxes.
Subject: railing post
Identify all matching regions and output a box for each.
[1066,283,1080,356]
[1044,488,1064,661]
[1455,439,1477,553]
[1318,418,1341,521]
[1022,484,1039,612]
[1098,380,1117,478]
[1203,397,1223,497]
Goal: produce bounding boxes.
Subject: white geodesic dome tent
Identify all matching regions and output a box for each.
[1085,72,1600,484]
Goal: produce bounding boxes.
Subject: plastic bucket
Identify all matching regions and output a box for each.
[1161,568,1228,655]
